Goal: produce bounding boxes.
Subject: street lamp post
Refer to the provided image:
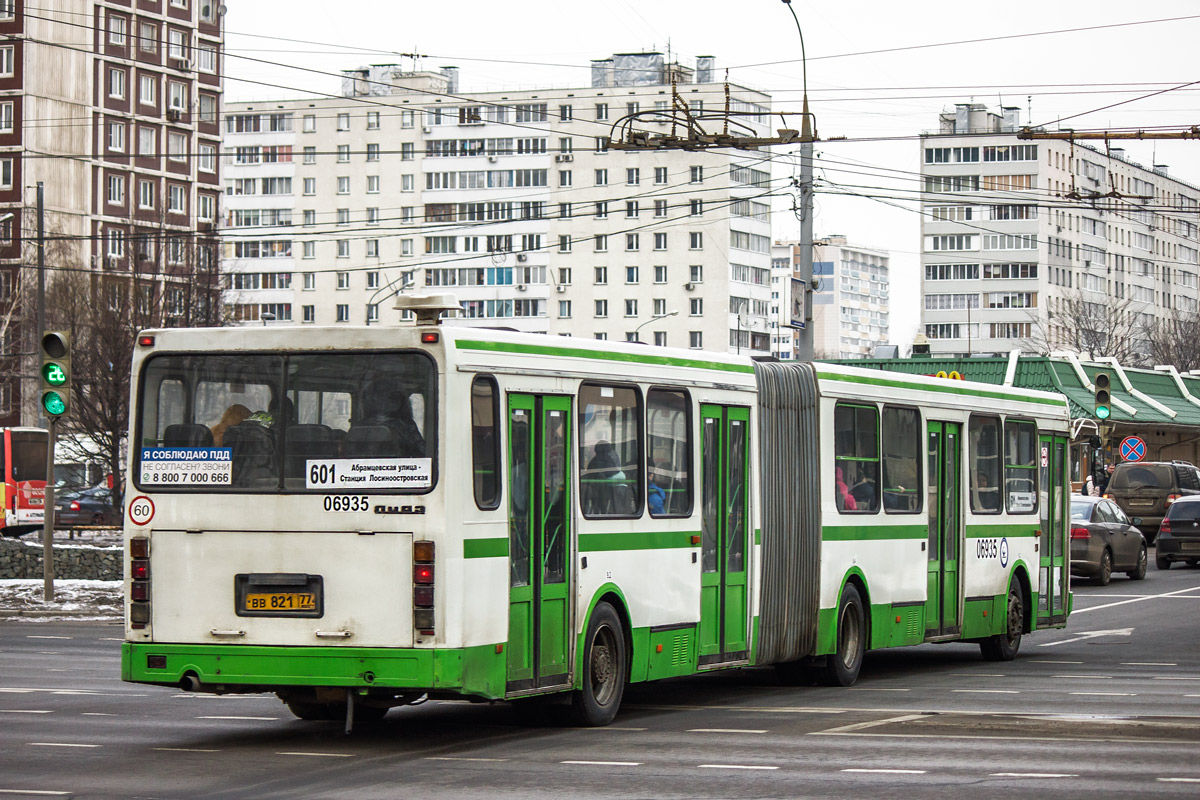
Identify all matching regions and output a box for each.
[633,310,678,342]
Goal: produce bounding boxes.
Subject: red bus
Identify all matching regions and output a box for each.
[1,427,48,537]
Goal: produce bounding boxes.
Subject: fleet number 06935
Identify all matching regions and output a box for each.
[323,495,370,512]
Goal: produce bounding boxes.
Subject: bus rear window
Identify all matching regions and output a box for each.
[135,352,436,493]
[9,432,48,482]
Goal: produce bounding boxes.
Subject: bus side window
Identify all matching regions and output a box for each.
[882,406,921,514]
[578,383,642,518]
[1003,419,1038,514]
[647,388,691,517]
[969,415,1002,513]
[834,403,879,513]
[471,376,500,510]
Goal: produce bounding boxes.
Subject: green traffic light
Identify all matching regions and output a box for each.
[42,362,67,386]
[42,390,66,416]
[1096,406,1111,420]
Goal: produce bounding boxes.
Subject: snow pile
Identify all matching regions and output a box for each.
[0,578,122,621]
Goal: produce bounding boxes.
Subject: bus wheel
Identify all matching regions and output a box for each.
[980,585,1024,662]
[570,601,626,726]
[823,585,865,686]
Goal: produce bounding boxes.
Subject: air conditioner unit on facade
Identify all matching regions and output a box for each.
[555,154,565,163]
[562,154,573,162]
[422,126,432,134]
[684,282,695,291]
[516,253,528,262]
[487,155,498,163]
[556,284,566,293]
[515,284,527,291]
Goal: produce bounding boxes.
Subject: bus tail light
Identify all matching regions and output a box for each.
[414,541,434,635]
[129,537,150,629]
[1070,527,1090,540]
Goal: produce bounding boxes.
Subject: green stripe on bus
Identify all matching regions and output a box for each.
[579,531,699,552]
[455,339,756,375]
[965,523,1042,538]
[814,368,1066,407]
[463,538,509,558]
[822,524,927,541]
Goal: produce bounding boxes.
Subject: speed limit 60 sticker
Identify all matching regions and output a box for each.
[128,496,155,526]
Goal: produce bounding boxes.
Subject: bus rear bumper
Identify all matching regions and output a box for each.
[121,641,506,700]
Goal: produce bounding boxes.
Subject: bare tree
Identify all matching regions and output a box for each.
[45,233,222,513]
[1025,289,1151,365]
[1146,307,1200,372]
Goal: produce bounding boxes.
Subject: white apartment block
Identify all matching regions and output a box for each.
[920,103,1200,356]
[772,237,890,360]
[222,54,776,353]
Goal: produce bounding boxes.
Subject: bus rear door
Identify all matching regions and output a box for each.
[505,394,572,693]
[926,420,962,638]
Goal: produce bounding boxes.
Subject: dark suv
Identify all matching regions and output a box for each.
[1156,495,1200,569]
[1106,460,1200,544]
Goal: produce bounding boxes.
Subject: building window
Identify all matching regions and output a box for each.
[654,265,667,284]
[137,180,154,209]
[336,304,349,323]
[337,208,350,225]
[624,299,638,317]
[689,331,702,349]
[0,46,13,77]
[106,228,125,257]
[108,122,125,152]
[690,199,703,216]
[0,102,11,133]
[655,167,668,185]
[337,113,350,131]
[167,131,187,162]
[367,111,380,129]
[689,264,704,283]
[626,168,640,185]
[402,174,414,192]
[198,143,216,172]
[367,207,379,225]
[337,271,350,289]
[401,142,414,160]
[168,184,185,213]
[108,68,126,99]
[594,234,608,253]
[626,266,639,284]
[303,146,316,165]
[367,175,380,193]
[196,44,216,74]
[303,177,316,195]
[337,176,350,194]
[595,103,608,121]
[337,144,350,162]
[303,114,316,132]
[689,232,704,250]
[690,298,703,316]
[139,22,157,53]
[401,109,414,128]
[559,170,572,187]
[559,300,572,318]
[198,193,215,221]
[302,242,315,259]
[625,233,639,251]
[595,266,608,285]
[108,14,127,46]
[199,93,217,123]
[654,232,667,250]
[337,240,350,258]
[595,299,608,318]
[626,200,639,218]
[167,29,187,60]
[594,201,608,219]
[690,166,703,183]
[595,168,608,186]
[107,174,125,205]
[366,143,380,161]
[302,305,315,323]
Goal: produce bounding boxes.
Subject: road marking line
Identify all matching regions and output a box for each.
[1152,676,1200,681]
[817,714,928,734]
[1186,694,1200,698]
[561,760,641,766]
[1157,777,1200,783]
[952,689,1019,694]
[99,638,124,642]
[951,673,1005,677]
[1073,584,1200,614]
[1052,675,1112,679]
[0,710,51,714]
[582,726,647,731]
[152,748,220,753]
[1030,660,1082,664]
[990,772,1077,778]
[425,757,508,762]
[28,743,99,748]
[278,752,354,758]
[842,768,926,774]
[698,764,778,771]
[849,688,911,692]
[1123,662,1176,666]
[687,728,767,734]
[25,636,71,640]
[195,715,279,721]
[1039,628,1133,647]
[81,713,116,716]
[0,791,72,796]
[1069,692,1136,696]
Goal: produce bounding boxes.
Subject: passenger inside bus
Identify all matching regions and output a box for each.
[647,459,667,515]
[347,377,425,458]
[835,467,857,511]
[210,404,251,446]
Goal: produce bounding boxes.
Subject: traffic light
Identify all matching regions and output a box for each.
[40,331,70,417]
[1094,371,1112,420]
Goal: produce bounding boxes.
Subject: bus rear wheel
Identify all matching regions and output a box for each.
[980,585,1024,662]
[569,601,626,726]
[822,585,865,686]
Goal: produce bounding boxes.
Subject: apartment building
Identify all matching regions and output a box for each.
[222,53,776,353]
[0,0,223,427]
[772,236,890,359]
[920,103,1200,357]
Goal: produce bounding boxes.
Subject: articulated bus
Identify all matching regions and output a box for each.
[121,303,1071,725]
[1,427,48,538]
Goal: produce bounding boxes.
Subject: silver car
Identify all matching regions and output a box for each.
[1069,496,1148,585]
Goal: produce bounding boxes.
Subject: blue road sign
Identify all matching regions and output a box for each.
[1120,436,1146,462]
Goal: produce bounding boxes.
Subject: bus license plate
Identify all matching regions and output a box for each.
[244,592,317,612]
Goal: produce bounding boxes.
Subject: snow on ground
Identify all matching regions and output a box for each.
[0,579,122,621]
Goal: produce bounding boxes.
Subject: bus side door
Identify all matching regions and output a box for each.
[698,404,750,667]
[926,420,963,638]
[1038,433,1069,626]
[506,394,572,693]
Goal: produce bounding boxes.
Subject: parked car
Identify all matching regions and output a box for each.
[54,486,120,527]
[1105,460,1200,544]
[1069,496,1148,585]
[1156,494,1200,569]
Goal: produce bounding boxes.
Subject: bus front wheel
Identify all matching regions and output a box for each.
[823,585,866,686]
[980,585,1024,662]
[570,601,626,726]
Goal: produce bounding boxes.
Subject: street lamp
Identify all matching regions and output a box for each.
[260,311,276,326]
[634,310,678,342]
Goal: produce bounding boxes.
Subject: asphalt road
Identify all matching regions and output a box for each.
[1,565,1198,800]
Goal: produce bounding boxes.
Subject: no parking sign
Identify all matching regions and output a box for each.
[1120,436,1146,462]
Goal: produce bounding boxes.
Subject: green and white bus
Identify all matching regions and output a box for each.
[121,299,1072,726]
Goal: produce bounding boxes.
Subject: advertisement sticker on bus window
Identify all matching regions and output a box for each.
[140,447,233,486]
[306,458,433,490]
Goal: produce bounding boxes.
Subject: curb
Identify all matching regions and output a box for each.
[0,608,122,620]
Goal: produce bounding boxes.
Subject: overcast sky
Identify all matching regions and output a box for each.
[223,1,1200,345]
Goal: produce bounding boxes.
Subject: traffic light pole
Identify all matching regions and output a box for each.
[41,418,56,601]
